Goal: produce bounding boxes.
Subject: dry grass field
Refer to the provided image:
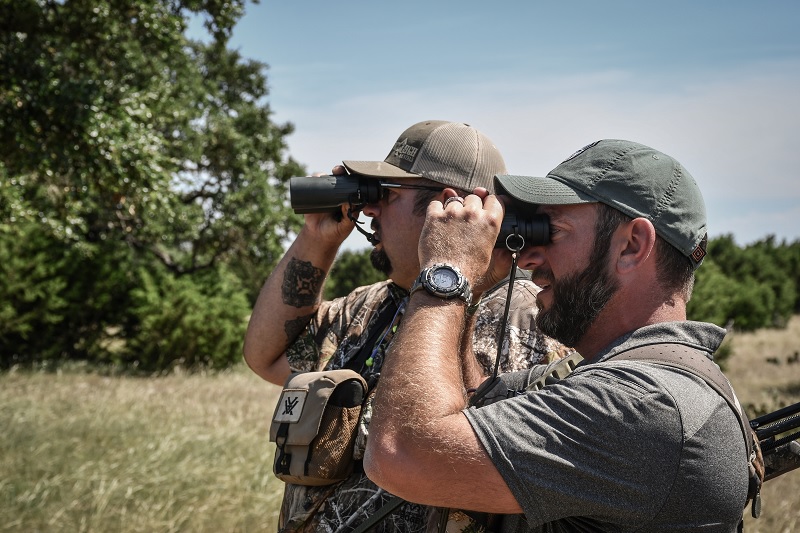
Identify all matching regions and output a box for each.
[0,366,285,532]
[1,316,799,532]
[724,315,800,533]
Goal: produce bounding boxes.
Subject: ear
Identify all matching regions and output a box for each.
[616,218,657,274]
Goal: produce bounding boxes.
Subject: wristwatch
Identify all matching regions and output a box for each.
[409,263,473,306]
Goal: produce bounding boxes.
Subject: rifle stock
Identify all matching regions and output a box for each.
[763,440,800,482]
[750,401,800,482]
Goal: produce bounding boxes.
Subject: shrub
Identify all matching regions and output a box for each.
[123,266,250,372]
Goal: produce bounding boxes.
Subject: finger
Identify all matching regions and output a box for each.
[443,196,466,209]
[472,187,490,199]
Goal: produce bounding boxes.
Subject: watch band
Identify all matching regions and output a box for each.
[465,298,482,315]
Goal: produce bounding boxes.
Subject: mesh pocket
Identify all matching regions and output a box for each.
[307,404,361,479]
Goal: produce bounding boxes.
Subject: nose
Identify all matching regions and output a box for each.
[361,201,381,218]
[517,245,546,271]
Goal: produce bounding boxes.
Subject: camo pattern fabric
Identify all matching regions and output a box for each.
[279,278,570,533]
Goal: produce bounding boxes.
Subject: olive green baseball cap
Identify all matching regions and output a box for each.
[495,139,708,268]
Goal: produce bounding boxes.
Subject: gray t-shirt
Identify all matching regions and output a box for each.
[464,321,750,532]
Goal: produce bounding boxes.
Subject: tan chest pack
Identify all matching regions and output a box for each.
[269,369,367,486]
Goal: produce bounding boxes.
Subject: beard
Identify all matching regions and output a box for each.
[370,247,392,275]
[535,241,620,348]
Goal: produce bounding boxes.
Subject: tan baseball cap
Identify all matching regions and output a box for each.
[343,120,507,193]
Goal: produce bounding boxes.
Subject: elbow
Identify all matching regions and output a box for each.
[242,340,290,386]
[241,338,264,378]
[364,429,423,501]
[363,438,405,499]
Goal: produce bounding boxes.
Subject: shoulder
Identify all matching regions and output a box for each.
[480,277,539,305]
[569,359,740,441]
[477,278,538,320]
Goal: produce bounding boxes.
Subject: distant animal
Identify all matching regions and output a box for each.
[766,357,781,365]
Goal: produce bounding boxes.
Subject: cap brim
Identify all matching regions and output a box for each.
[342,160,421,179]
[495,174,598,205]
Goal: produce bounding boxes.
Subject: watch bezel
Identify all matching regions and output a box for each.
[411,263,472,304]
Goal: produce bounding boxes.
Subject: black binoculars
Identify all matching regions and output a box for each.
[289,175,549,249]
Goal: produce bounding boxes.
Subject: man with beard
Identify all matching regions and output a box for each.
[243,120,571,532]
[365,139,752,532]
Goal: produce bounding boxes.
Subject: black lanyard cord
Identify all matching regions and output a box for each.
[469,234,524,407]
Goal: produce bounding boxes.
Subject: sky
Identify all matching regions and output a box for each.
[196,1,800,252]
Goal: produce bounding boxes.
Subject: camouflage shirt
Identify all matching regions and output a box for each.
[278,275,571,533]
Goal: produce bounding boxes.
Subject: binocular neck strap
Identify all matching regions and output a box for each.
[469,248,522,407]
[347,206,379,245]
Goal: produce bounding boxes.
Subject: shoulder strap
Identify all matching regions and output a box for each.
[609,343,763,517]
[610,344,752,452]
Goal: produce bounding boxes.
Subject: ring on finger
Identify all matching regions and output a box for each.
[443,196,465,208]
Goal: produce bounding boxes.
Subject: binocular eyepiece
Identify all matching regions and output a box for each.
[289,175,549,249]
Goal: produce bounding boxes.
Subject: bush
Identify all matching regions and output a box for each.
[688,260,739,328]
[0,219,70,366]
[688,235,800,331]
[123,266,250,372]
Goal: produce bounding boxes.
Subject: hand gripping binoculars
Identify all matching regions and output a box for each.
[289,175,549,250]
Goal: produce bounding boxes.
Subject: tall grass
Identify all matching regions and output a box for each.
[0,366,284,532]
[2,316,799,532]
[727,315,800,533]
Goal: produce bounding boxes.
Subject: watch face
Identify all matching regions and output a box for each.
[432,267,459,290]
[415,263,470,302]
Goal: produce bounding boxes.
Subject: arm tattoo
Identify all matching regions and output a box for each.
[284,312,316,343]
[282,258,325,307]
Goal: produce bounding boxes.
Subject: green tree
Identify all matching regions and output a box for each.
[688,258,739,328]
[1,0,303,369]
[325,249,385,300]
[687,234,800,333]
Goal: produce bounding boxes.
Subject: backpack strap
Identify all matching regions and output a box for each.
[608,343,764,518]
[347,495,404,533]
[609,345,751,455]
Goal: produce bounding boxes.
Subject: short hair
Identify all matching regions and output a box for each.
[595,204,695,301]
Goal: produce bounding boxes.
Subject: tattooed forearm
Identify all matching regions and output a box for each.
[282,258,326,307]
[284,312,316,343]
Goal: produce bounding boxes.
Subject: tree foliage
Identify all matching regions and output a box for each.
[1,0,303,370]
[688,234,800,332]
[324,249,385,300]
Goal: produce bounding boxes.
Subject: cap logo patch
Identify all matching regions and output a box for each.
[691,245,706,264]
[562,140,601,163]
[690,233,708,265]
[392,138,419,163]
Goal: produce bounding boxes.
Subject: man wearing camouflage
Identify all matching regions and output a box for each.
[244,120,571,532]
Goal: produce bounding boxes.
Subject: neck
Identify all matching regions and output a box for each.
[575,292,688,362]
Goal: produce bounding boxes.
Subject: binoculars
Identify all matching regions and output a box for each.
[289,175,549,249]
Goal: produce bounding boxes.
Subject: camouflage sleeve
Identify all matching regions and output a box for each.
[471,278,573,375]
[285,286,363,373]
[285,281,395,373]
